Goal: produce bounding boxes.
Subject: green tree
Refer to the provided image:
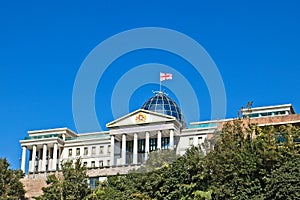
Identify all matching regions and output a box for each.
[135,149,179,173]
[91,147,208,200]
[84,120,300,200]
[264,155,300,200]
[0,158,25,200]
[205,119,300,199]
[37,158,91,200]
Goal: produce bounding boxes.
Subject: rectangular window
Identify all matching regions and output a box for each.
[99,146,104,154]
[107,145,111,154]
[189,137,194,145]
[161,137,170,150]
[107,160,110,166]
[76,148,80,156]
[91,161,95,168]
[92,146,96,155]
[50,147,53,158]
[150,138,157,152]
[261,112,268,116]
[279,111,287,115]
[138,139,145,152]
[99,160,103,167]
[68,149,72,157]
[84,147,88,156]
[126,141,133,152]
[198,137,203,145]
[89,177,98,189]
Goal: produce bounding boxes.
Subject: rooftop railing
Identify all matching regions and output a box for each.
[189,123,217,129]
[66,134,109,141]
[24,134,62,140]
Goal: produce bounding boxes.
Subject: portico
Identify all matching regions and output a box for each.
[106,109,182,166]
[19,128,76,173]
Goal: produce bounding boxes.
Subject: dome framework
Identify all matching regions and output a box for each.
[141,92,186,126]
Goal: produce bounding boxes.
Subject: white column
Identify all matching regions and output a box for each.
[31,145,37,172]
[52,143,58,171]
[122,134,126,165]
[169,129,174,150]
[145,131,150,161]
[110,135,115,166]
[133,133,138,164]
[193,135,198,146]
[57,148,61,170]
[21,146,26,173]
[42,144,47,171]
[157,130,162,150]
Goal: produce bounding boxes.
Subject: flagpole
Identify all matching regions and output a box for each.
[160,79,162,92]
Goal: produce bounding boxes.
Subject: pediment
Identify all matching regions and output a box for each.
[106,109,176,128]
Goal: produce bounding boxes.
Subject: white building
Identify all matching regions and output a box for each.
[19,93,299,181]
[20,92,212,177]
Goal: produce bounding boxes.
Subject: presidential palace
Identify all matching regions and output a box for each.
[19,92,300,198]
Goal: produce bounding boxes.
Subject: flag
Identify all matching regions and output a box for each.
[160,72,172,81]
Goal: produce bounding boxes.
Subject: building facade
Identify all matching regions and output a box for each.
[19,92,300,198]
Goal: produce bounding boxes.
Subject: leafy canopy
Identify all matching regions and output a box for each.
[0,158,25,200]
[36,158,91,200]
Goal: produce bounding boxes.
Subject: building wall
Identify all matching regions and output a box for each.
[19,106,300,199]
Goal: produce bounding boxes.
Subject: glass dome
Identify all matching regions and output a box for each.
[141,92,186,126]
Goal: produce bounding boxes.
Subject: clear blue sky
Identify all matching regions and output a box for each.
[1,1,300,169]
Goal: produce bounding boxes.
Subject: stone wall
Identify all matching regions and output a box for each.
[21,177,47,199]
[21,165,141,199]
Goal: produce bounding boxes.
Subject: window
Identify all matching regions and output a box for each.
[89,177,98,189]
[50,147,53,158]
[107,160,110,166]
[138,139,145,152]
[126,141,133,152]
[83,162,87,166]
[189,138,194,145]
[107,145,111,154]
[249,113,259,118]
[68,149,72,157]
[261,112,268,116]
[161,137,170,150]
[150,138,157,151]
[99,160,103,167]
[91,161,95,168]
[92,146,96,155]
[280,111,287,115]
[84,147,88,156]
[198,137,203,145]
[99,146,104,154]
[76,148,80,156]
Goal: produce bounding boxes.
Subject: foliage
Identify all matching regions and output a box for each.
[90,146,208,200]
[206,120,300,199]
[264,154,300,199]
[134,149,179,173]
[36,158,91,200]
[91,120,300,199]
[0,158,25,200]
[35,120,300,199]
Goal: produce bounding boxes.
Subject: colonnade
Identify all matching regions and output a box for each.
[21,143,59,173]
[110,129,174,166]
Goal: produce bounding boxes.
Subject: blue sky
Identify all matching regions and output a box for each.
[1,1,300,169]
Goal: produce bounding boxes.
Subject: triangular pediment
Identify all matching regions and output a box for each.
[106,109,176,128]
